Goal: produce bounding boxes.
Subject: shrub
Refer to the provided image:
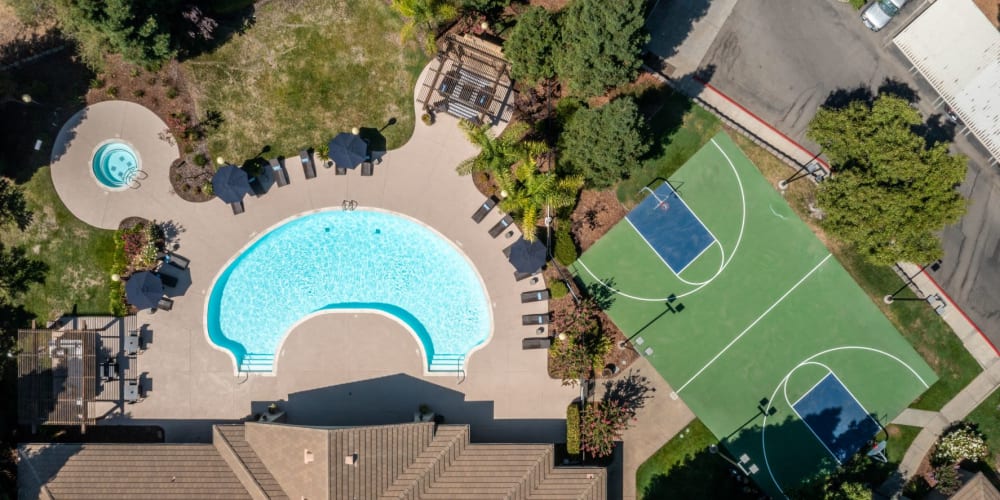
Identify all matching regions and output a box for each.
[553,223,578,265]
[550,280,569,299]
[421,112,434,125]
[106,86,119,98]
[201,182,214,196]
[109,280,127,316]
[193,153,209,167]
[89,77,105,89]
[933,465,961,496]
[166,86,179,99]
[132,89,145,98]
[933,423,989,465]
[580,400,632,458]
[850,0,865,9]
[561,97,649,188]
[505,6,559,85]
[317,143,330,160]
[566,403,581,455]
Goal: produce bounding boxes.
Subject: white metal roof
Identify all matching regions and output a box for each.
[894,0,1000,161]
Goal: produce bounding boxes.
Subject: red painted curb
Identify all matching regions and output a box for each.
[919,269,1000,357]
[692,76,832,173]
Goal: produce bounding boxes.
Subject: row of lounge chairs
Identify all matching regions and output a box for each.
[471,197,555,350]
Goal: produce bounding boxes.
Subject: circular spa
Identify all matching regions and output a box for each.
[92,141,141,190]
[206,209,492,374]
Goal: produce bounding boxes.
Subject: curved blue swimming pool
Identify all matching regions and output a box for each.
[205,209,492,373]
[92,141,140,189]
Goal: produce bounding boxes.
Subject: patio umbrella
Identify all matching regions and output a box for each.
[328,132,368,169]
[125,271,163,310]
[212,165,252,204]
[504,238,548,275]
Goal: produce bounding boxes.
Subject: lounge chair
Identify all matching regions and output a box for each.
[300,149,316,179]
[163,252,190,271]
[125,380,141,404]
[100,360,119,381]
[157,297,174,311]
[231,201,245,215]
[521,290,550,303]
[488,215,514,238]
[522,313,550,326]
[522,337,552,350]
[361,161,374,176]
[471,197,498,223]
[157,272,178,289]
[515,271,539,282]
[335,163,347,175]
[270,158,289,187]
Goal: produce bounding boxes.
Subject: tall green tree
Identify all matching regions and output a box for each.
[555,0,648,97]
[504,6,560,86]
[55,0,175,68]
[391,0,458,54]
[808,95,968,265]
[561,96,649,189]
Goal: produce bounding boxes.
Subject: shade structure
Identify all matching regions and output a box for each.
[125,271,163,310]
[328,132,368,169]
[504,238,548,274]
[212,165,252,204]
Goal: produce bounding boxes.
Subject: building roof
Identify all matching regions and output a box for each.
[21,421,607,500]
[893,0,1000,161]
[17,329,97,427]
[950,472,1000,500]
[17,444,252,499]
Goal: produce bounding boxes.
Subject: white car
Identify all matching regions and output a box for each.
[861,0,908,31]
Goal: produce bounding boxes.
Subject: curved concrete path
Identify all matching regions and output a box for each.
[50,70,583,447]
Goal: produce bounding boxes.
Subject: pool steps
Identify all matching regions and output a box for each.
[239,353,275,372]
[428,353,465,373]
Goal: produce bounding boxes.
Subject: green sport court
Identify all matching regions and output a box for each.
[571,132,936,496]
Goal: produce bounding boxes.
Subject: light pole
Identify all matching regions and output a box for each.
[778,150,825,190]
[883,260,941,304]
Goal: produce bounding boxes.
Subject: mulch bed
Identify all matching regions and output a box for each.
[569,189,627,252]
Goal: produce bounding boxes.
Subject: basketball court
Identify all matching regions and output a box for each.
[571,132,936,496]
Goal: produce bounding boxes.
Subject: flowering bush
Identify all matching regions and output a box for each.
[933,423,989,465]
[580,400,634,458]
[116,222,162,271]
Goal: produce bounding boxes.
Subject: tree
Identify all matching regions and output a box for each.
[504,6,560,86]
[825,481,872,500]
[54,0,175,68]
[455,121,534,176]
[549,298,612,384]
[580,399,633,458]
[555,0,648,97]
[496,159,583,241]
[561,97,649,188]
[391,0,458,54]
[807,95,967,265]
[0,179,32,230]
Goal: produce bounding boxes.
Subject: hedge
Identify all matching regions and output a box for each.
[554,223,578,265]
[567,403,581,455]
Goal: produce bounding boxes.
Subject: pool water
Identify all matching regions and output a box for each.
[206,209,492,373]
[92,141,140,189]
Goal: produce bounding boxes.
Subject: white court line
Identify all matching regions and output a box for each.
[827,371,883,435]
[633,182,723,278]
[676,240,720,275]
[623,216,682,274]
[789,369,833,408]
[788,388,844,465]
[761,346,931,497]
[576,137,748,301]
[674,253,833,394]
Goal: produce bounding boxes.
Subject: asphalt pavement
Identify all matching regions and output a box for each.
[646,0,1000,341]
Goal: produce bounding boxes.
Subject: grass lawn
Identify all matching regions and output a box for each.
[616,85,721,206]
[185,0,427,162]
[965,387,1000,469]
[0,168,116,321]
[730,131,980,411]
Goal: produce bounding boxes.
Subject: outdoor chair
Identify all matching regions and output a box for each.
[520,290,550,303]
[522,313,550,326]
[157,297,174,311]
[488,215,514,238]
[270,157,289,187]
[514,271,538,282]
[522,337,552,350]
[231,201,245,215]
[471,197,498,223]
[100,360,118,381]
[163,252,190,271]
[125,380,142,404]
[300,149,316,179]
[361,161,374,176]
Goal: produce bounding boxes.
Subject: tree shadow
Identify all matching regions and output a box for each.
[878,78,920,104]
[644,0,712,62]
[0,48,93,182]
[912,113,956,147]
[173,2,258,62]
[601,368,654,412]
[0,243,48,296]
[822,86,875,111]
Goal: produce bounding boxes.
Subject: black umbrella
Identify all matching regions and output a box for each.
[212,165,252,204]
[125,271,163,310]
[328,132,368,169]
[504,238,548,274]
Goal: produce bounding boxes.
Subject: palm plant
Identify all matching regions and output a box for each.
[497,158,583,241]
[456,121,530,176]
[391,0,458,53]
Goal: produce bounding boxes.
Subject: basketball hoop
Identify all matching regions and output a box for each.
[866,440,888,463]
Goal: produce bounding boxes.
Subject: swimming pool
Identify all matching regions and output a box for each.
[92,141,140,189]
[205,209,492,374]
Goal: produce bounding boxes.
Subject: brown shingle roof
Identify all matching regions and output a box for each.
[18,443,252,499]
[951,472,1000,500]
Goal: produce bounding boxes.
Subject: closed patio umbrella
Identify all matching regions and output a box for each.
[212,165,252,204]
[125,271,163,310]
[328,132,368,169]
[504,238,548,275]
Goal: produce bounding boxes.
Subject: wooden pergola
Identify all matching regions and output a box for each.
[18,329,98,432]
[417,34,515,126]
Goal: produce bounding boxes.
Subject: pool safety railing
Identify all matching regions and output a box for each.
[124,169,147,189]
[429,353,465,382]
[342,199,358,211]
